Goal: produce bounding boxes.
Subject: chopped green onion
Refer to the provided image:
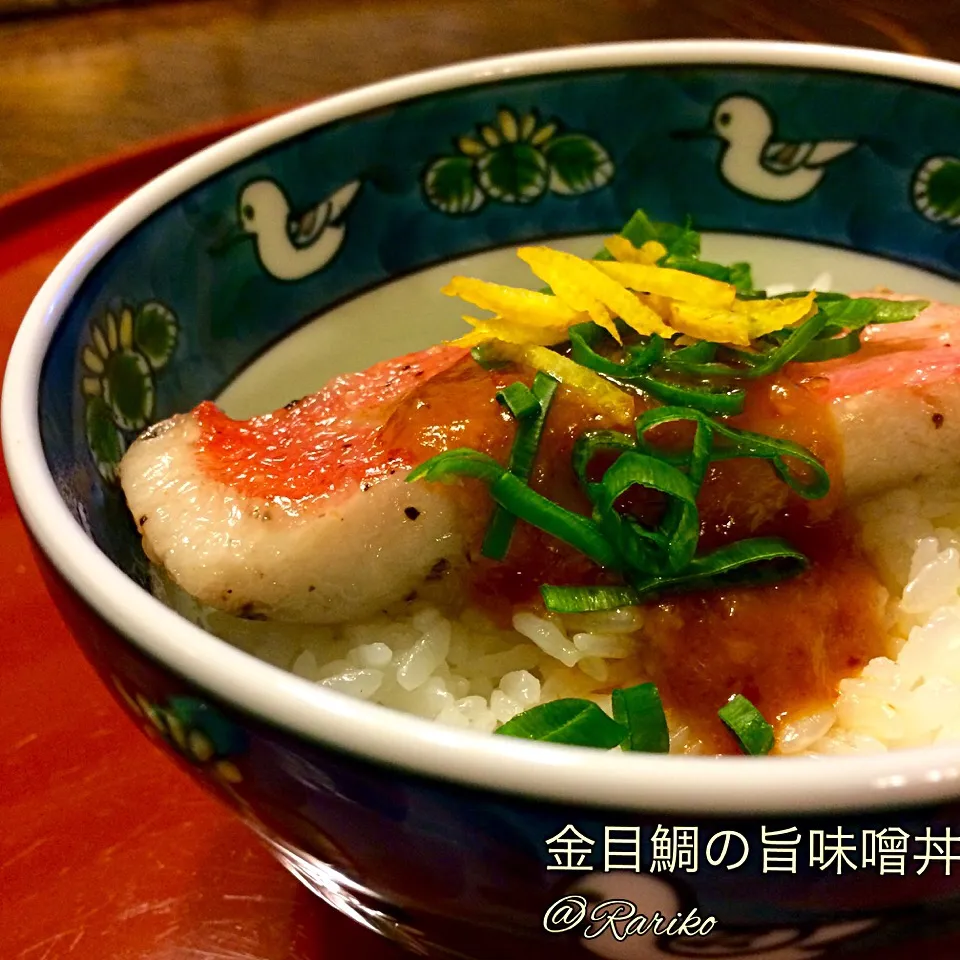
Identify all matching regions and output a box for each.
[471,343,509,370]
[495,698,627,748]
[409,449,619,568]
[756,296,928,368]
[661,255,755,295]
[511,374,559,478]
[631,406,716,492]
[591,451,700,575]
[569,323,745,416]
[407,448,505,484]
[569,322,663,378]
[612,683,670,753]
[629,536,808,599]
[594,209,701,260]
[792,328,862,363]
[571,429,638,494]
[483,373,559,560]
[807,291,849,301]
[707,419,830,499]
[634,406,830,501]
[540,583,640,613]
[496,382,540,421]
[692,537,809,588]
[718,694,775,755]
[666,340,718,365]
[491,472,618,568]
[696,293,929,379]
[617,374,746,417]
[659,340,739,379]
[662,294,929,381]
[814,295,928,333]
[495,682,670,753]
[724,310,829,378]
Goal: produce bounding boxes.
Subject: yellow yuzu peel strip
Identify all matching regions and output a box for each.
[443,242,816,354]
[448,315,572,348]
[731,292,817,339]
[515,247,621,342]
[442,277,584,326]
[602,235,667,265]
[491,340,634,424]
[518,246,675,340]
[592,260,736,310]
[667,302,753,346]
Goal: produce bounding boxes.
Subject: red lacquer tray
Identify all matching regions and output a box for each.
[0,114,406,960]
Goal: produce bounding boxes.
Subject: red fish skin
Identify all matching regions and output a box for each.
[193,344,474,503]
[193,295,960,508]
[795,299,960,400]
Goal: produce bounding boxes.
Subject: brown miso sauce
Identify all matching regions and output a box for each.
[630,374,887,753]
[382,357,630,610]
[639,516,886,754]
[385,358,889,754]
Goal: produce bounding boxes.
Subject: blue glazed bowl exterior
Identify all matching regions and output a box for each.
[25,49,960,959]
[45,563,960,959]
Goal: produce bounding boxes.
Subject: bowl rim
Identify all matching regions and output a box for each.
[6,39,960,816]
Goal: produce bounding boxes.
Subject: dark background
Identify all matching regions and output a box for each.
[0,0,957,194]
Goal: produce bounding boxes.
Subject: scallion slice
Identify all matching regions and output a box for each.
[658,340,743,381]
[668,340,718,365]
[707,419,830,499]
[496,382,540,421]
[629,536,808,599]
[491,472,618,568]
[724,309,829,378]
[660,294,928,381]
[718,694,775,755]
[631,406,716,492]
[569,323,745,416]
[494,683,670,753]
[591,451,700,575]
[507,374,559,481]
[495,698,627,748]
[471,343,509,370]
[407,448,505,484]
[612,683,670,753]
[569,322,664,378]
[634,406,830,501]
[571,429,638,495]
[617,374,746,417]
[482,373,559,560]
[815,295,929,333]
[792,328,862,363]
[408,449,619,569]
[540,583,641,613]
[660,255,755,295]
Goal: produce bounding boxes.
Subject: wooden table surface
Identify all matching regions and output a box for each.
[1,2,958,959]
[1,0,959,195]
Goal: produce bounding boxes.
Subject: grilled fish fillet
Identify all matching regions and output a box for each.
[120,298,960,624]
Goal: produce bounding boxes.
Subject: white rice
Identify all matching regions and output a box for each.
[157,574,642,736]
[797,482,960,755]
[156,479,960,755]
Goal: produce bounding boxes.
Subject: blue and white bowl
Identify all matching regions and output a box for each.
[5,41,960,960]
